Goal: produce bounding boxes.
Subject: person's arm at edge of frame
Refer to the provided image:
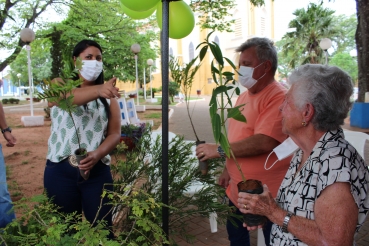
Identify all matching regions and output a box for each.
[0,102,16,147]
[48,77,120,108]
[78,98,121,172]
[239,182,358,245]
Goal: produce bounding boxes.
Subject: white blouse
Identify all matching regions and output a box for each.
[47,99,111,165]
[271,128,369,245]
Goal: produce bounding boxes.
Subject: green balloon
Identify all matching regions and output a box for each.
[120,0,160,12]
[156,0,195,39]
[122,4,156,19]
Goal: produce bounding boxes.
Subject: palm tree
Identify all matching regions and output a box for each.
[281,3,338,68]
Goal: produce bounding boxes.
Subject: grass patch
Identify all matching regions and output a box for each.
[137,109,163,130]
[21,161,28,165]
[145,112,161,119]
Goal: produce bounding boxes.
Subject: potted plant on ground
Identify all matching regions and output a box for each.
[37,58,89,180]
[120,123,147,151]
[128,93,137,98]
[197,32,266,226]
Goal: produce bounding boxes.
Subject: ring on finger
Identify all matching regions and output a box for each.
[243,204,248,210]
[201,152,205,156]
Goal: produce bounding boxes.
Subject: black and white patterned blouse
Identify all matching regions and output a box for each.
[271,128,369,245]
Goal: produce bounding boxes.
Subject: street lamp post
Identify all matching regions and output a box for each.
[131,44,141,106]
[17,73,21,97]
[143,66,146,100]
[20,28,35,116]
[319,38,332,65]
[147,59,153,100]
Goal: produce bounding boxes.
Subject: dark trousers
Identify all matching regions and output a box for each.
[44,159,113,232]
[227,200,272,246]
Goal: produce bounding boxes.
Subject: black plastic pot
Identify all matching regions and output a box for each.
[237,179,267,226]
[196,140,208,175]
[74,148,89,180]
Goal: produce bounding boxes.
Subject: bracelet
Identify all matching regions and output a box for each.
[1,127,11,134]
[282,211,294,233]
[217,145,226,159]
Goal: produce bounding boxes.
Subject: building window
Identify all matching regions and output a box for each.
[234,18,242,38]
[260,17,266,36]
[189,42,194,61]
[214,36,220,46]
[169,47,174,60]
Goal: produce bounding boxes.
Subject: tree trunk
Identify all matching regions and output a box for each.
[50,27,63,79]
[355,0,369,102]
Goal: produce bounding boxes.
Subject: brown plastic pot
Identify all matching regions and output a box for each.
[74,148,90,180]
[237,179,267,226]
[196,140,208,175]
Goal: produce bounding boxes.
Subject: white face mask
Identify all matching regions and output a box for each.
[238,62,266,89]
[80,60,103,81]
[264,137,299,170]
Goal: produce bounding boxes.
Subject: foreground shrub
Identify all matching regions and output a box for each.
[2,130,232,245]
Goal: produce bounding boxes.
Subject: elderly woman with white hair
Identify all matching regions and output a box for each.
[238,64,369,245]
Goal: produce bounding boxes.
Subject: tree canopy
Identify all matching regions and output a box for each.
[276,4,357,83]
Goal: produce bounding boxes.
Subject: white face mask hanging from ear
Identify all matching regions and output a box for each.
[264,137,299,170]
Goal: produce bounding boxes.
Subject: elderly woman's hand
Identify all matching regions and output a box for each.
[237,184,278,228]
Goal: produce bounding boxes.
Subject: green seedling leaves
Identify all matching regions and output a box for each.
[227,104,246,123]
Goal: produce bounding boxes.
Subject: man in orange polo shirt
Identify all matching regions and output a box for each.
[196,37,290,246]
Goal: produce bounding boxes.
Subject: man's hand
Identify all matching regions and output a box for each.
[196,143,219,161]
[3,132,16,147]
[218,168,230,188]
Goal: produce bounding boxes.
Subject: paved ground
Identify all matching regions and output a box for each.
[168,96,369,245]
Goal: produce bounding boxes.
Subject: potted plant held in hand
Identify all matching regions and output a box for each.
[197,32,267,226]
[169,56,210,174]
[37,58,90,180]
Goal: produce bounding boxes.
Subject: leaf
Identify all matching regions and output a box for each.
[235,87,241,95]
[199,46,208,61]
[211,113,221,143]
[209,43,224,66]
[227,106,247,123]
[213,85,229,96]
[225,57,238,71]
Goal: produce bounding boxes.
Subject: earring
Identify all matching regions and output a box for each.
[302,121,307,127]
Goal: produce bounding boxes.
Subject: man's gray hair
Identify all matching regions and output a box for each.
[235,37,278,75]
[288,64,353,131]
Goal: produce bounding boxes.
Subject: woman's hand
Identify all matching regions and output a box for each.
[237,184,278,228]
[78,150,101,173]
[97,77,121,99]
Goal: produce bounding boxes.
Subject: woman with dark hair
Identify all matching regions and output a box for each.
[44,40,121,235]
[237,64,369,245]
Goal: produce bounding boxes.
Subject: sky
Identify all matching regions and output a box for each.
[273,0,357,41]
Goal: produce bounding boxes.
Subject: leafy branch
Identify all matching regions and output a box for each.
[37,58,84,151]
[169,56,202,142]
[197,31,247,181]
